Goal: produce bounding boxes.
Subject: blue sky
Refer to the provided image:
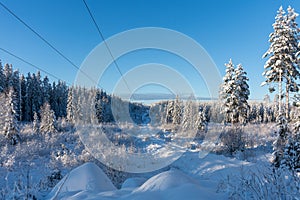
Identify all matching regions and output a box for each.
[0,0,300,100]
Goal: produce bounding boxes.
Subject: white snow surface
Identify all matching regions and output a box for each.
[46,152,252,199]
[46,162,116,199]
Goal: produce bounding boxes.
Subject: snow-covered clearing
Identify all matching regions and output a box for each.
[1,122,299,199]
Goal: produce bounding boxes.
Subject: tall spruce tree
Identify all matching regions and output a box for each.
[262,6,300,119]
[234,64,250,124]
[3,88,20,145]
[220,59,236,124]
[67,86,76,124]
[263,6,300,168]
[221,60,250,124]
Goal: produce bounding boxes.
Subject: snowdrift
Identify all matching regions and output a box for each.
[46,162,116,199]
[133,169,199,192]
[121,177,147,189]
[46,153,249,199]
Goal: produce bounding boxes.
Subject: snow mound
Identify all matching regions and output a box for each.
[134,169,199,192]
[131,169,223,200]
[46,162,116,199]
[121,177,147,189]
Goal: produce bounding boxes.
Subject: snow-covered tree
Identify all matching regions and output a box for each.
[42,76,52,104]
[285,6,300,118]
[182,98,197,130]
[281,133,300,173]
[33,112,39,133]
[89,88,98,124]
[220,59,235,124]
[234,64,250,124]
[0,61,4,93]
[220,60,250,124]
[95,89,104,123]
[4,63,13,90]
[273,115,290,167]
[195,109,207,132]
[0,93,7,137]
[282,103,300,172]
[66,87,75,124]
[172,96,182,125]
[53,81,68,117]
[262,6,300,120]
[40,102,56,134]
[2,88,20,145]
[165,100,174,124]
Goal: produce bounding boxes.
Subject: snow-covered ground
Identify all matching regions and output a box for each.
[46,150,295,200]
[1,122,299,199]
[45,153,247,200]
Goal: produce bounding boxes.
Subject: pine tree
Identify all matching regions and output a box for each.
[95,90,103,123]
[0,93,6,135]
[220,59,236,124]
[282,101,300,173]
[42,76,52,104]
[12,70,21,120]
[3,88,20,145]
[182,98,197,130]
[172,96,182,125]
[3,63,13,91]
[234,64,250,124]
[66,87,75,124]
[262,6,300,120]
[89,88,98,124]
[221,60,250,125]
[285,6,300,119]
[165,100,174,124]
[40,102,56,134]
[281,133,300,173]
[33,112,39,133]
[273,115,290,167]
[51,81,68,118]
[195,109,207,132]
[262,6,300,168]
[19,74,26,121]
[0,61,4,93]
[31,72,43,117]
[24,73,31,121]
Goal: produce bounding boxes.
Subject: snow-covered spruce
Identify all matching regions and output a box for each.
[262,6,300,119]
[172,96,182,126]
[220,59,235,124]
[220,59,250,124]
[233,64,250,124]
[40,102,57,134]
[1,88,20,145]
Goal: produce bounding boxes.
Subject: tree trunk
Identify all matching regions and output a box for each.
[278,70,282,118]
[286,83,290,120]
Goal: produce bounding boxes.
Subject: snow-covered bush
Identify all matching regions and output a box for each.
[218,166,300,199]
[219,126,245,155]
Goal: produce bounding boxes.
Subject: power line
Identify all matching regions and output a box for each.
[0,47,72,85]
[82,0,132,93]
[0,1,101,88]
